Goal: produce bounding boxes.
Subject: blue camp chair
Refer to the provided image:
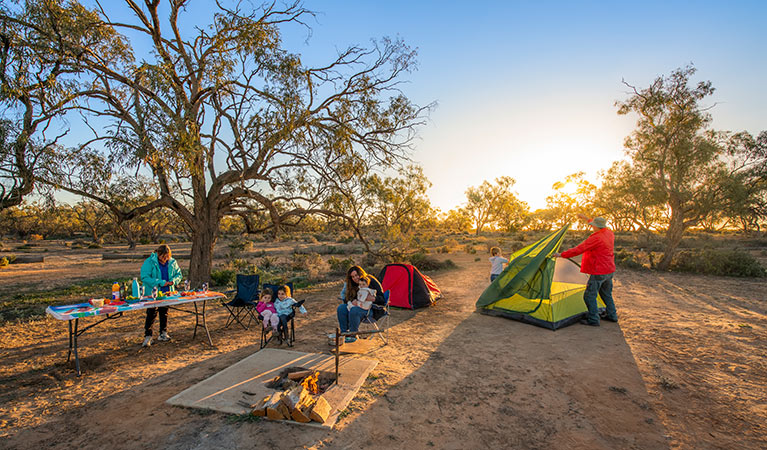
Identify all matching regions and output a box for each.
[360,290,390,344]
[221,274,260,330]
[259,282,305,348]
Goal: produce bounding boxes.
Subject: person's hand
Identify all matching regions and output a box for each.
[164,281,173,286]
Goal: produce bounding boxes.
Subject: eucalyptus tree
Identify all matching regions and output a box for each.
[465,176,524,234]
[14,0,428,281]
[616,65,762,269]
[0,1,126,210]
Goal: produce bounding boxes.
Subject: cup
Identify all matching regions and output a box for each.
[184,280,190,292]
[152,286,159,300]
[201,282,209,292]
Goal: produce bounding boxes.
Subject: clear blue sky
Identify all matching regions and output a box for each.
[282,0,767,210]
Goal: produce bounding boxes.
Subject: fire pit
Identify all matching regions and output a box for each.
[247,367,337,423]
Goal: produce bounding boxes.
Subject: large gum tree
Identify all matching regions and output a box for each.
[10,0,428,283]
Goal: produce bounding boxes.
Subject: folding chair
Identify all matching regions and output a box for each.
[259,282,304,348]
[360,290,390,344]
[221,274,260,330]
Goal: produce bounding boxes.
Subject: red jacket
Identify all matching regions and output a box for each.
[560,228,615,275]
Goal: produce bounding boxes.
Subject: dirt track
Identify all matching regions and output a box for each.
[0,253,765,449]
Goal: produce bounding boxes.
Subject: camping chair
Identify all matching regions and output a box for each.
[221,274,260,330]
[359,290,390,345]
[259,282,305,349]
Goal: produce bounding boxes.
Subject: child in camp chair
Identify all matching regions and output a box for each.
[274,285,307,342]
[349,275,375,312]
[256,288,279,334]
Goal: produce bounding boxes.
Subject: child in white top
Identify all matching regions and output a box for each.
[349,276,375,311]
[489,247,508,282]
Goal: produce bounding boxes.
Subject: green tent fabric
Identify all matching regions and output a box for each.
[476,224,605,330]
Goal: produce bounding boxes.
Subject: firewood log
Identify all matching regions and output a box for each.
[265,393,287,420]
[287,370,313,381]
[291,396,316,423]
[250,396,270,417]
[309,395,332,423]
[280,385,308,412]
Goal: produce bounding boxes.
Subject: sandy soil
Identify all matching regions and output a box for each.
[0,252,765,449]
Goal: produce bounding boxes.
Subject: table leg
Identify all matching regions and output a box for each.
[73,318,81,377]
[192,300,213,346]
[67,320,73,362]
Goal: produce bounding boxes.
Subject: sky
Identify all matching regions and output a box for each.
[278,0,767,211]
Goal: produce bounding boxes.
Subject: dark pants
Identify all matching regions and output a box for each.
[583,273,618,324]
[144,307,168,336]
[490,273,500,282]
[277,314,291,333]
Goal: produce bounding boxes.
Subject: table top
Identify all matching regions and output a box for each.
[45,291,226,321]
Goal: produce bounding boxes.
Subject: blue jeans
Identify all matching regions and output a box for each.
[336,303,371,333]
[583,273,617,324]
[490,274,500,282]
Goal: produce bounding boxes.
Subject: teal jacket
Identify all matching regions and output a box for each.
[140,253,183,290]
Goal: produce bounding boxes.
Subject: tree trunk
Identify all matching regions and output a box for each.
[658,211,686,271]
[188,216,219,285]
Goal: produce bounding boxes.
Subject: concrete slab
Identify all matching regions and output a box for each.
[166,348,377,429]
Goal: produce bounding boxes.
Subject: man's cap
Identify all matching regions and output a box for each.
[589,217,607,229]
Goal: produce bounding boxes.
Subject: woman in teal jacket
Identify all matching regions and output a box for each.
[140,244,183,347]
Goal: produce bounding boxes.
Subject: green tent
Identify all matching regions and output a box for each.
[476,224,605,330]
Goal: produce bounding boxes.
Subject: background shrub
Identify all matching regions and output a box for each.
[409,252,457,271]
[670,249,766,278]
[210,268,236,287]
[614,248,645,270]
[328,256,356,276]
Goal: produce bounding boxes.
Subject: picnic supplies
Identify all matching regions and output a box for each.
[89,298,105,307]
[46,291,226,376]
[132,278,140,298]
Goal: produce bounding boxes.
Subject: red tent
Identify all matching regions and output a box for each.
[378,264,442,309]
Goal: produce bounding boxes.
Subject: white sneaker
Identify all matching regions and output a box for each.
[158,331,171,342]
[142,336,152,347]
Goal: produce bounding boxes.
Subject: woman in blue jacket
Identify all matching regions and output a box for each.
[140,244,183,347]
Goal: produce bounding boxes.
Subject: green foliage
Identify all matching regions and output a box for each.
[0,257,8,267]
[210,269,237,287]
[291,252,329,280]
[669,249,766,278]
[328,256,356,276]
[614,248,645,270]
[465,176,529,234]
[408,253,457,271]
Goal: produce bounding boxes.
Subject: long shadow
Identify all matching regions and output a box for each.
[317,311,671,449]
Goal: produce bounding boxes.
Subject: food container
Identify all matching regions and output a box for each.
[89,298,105,308]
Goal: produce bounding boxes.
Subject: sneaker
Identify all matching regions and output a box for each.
[579,319,600,327]
[158,331,171,342]
[142,336,152,347]
[344,336,357,343]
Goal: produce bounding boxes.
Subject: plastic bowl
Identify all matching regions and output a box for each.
[89,298,105,308]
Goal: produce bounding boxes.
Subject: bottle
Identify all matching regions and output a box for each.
[111,282,120,302]
[132,278,140,298]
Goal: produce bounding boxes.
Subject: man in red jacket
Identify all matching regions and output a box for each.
[554,216,618,326]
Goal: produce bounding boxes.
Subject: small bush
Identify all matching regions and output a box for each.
[260,256,277,270]
[437,245,450,254]
[29,234,43,241]
[670,249,766,278]
[291,252,329,279]
[328,256,356,276]
[228,239,254,251]
[409,253,457,271]
[88,242,102,249]
[210,268,236,287]
[463,244,476,254]
[615,248,644,270]
[0,257,8,267]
